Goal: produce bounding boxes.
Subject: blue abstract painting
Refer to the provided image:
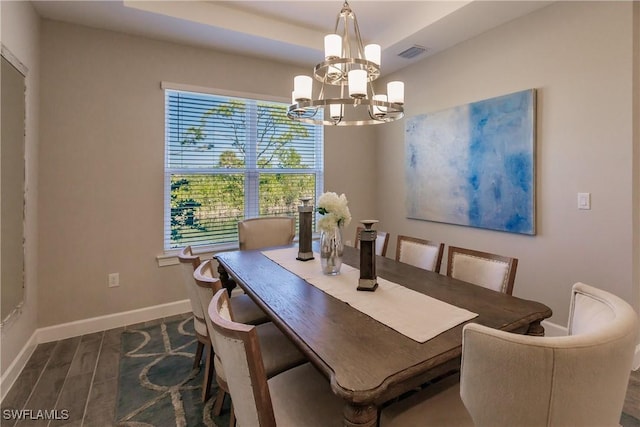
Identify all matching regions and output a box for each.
[405,89,536,235]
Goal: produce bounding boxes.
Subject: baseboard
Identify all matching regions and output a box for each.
[1,299,191,404]
[0,331,38,403]
[37,299,191,343]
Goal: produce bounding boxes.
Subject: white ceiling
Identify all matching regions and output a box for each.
[31,0,552,76]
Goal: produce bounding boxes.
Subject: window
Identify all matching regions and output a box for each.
[164,86,323,249]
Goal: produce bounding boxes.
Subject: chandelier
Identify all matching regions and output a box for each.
[287,1,405,126]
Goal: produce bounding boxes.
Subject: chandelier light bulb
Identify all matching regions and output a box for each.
[294,75,313,101]
[325,34,342,59]
[387,81,405,104]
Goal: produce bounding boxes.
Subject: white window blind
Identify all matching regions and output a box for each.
[164,88,323,249]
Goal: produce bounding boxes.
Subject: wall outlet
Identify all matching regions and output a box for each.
[108,273,120,287]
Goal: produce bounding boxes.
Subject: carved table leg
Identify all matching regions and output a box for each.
[343,403,377,427]
[526,320,545,336]
[216,260,237,296]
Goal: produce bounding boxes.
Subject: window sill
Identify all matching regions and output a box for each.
[156,235,320,267]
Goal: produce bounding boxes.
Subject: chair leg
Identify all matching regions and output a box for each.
[202,344,214,402]
[193,340,204,369]
[212,388,226,416]
[229,401,236,427]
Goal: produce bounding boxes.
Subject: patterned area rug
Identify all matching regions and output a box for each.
[115,317,230,427]
[114,317,640,427]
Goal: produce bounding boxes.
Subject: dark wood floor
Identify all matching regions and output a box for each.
[626,368,640,423]
[0,313,190,427]
[1,314,639,427]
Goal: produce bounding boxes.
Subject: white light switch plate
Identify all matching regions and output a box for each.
[578,192,591,210]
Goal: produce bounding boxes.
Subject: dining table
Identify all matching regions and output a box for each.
[214,243,552,427]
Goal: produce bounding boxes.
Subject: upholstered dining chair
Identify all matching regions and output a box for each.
[238,216,296,250]
[191,258,270,403]
[194,259,269,327]
[207,288,344,427]
[380,282,639,427]
[395,235,445,273]
[355,226,390,257]
[195,271,307,423]
[446,246,518,294]
[177,246,208,371]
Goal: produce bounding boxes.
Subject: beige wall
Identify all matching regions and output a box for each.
[376,1,639,326]
[0,1,40,379]
[37,21,375,327]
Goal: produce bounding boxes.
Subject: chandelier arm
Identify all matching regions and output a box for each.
[288,98,403,126]
[318,79,326,101]
[343,15,351,62]
[350,8,366,60]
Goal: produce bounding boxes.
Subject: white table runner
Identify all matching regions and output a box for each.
[262,247,478,343]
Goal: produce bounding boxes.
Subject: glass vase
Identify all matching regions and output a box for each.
[320,226,344,275]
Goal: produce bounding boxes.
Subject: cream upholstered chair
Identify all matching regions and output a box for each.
[194,259,268,327]
[446,246,518,294]
[177,246,208,371]
[207,288,344,427]
[192,258,270,404]
[395,235,445,273]
[196,274,307,423]
[238,216,296,250]
[355,226,390,257]
[380,282,639,427]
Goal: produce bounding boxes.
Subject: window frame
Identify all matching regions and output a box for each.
[161,82,324,253]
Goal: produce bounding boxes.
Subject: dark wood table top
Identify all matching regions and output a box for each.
[215,244,552,424]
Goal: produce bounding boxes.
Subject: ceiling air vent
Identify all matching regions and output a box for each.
[397,45,428,59]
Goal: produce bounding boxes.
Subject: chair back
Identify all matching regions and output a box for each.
[177,246,206,324]
[460,282,639,427]
[446,246,518,294]
[193,259,230,317]
[238,216,296,251]
[395,235,444,273]
[355,227,390,257]
[208,289,277,427]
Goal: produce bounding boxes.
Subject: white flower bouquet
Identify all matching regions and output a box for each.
[317,192,352,232]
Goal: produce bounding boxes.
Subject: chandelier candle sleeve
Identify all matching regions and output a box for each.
[294,75,313,101]
[348,70,367,98]
[325,34,342,59]
[364,44,381,65]
[387,81,405,104]
[330,104,343,120]
[373,94,388,117]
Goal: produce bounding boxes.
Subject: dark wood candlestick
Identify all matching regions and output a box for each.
[358,220,378,291]
[297,197,314,261]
